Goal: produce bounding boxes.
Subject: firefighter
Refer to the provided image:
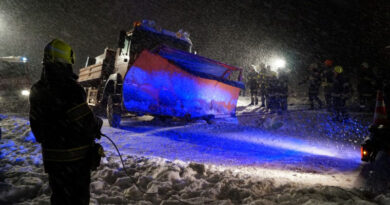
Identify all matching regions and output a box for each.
[321,59,334,110]
[278,69,289,112]
[248,65,259,105]
[331,65,351,121]
[264,65,273,109]
[258,63,268,107]
[240,65,249,96]
[267,71,279,113]
[299,63,323,110]
[357,62,376,111]
[29,39,103,204]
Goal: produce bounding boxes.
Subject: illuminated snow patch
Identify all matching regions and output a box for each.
[220,131,359,160]
[207,163,359,188]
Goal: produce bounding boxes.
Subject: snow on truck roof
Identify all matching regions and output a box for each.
[133,20,192,45]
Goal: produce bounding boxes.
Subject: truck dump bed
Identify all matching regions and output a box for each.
[78,63,104,83]
[78,49,115,86]
[122,46,244,119]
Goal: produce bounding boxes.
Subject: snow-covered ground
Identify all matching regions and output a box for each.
[1,97,390,204]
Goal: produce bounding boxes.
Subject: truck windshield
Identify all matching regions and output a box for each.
[131,28,192,54]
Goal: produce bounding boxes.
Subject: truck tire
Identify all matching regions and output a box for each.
[107,95,121,127]
[203,115,215,124]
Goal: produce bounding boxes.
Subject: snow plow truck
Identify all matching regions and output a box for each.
[78,20,244,127]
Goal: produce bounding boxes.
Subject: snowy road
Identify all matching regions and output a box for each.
[99,106,365,188]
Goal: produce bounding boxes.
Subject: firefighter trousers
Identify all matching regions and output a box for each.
[332,97,348,121]
[309,92,322,109]
[48,160,91,205]
[324,86,332,109]
[260,93,267,107]
[250,89,258,105]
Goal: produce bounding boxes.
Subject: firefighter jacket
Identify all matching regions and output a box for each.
[300,68,322,95]
[357,68,376,95]
[331,73,351,99]
[258,68,268,93]
[29,63,102,171]
[321,66,334,88]
[267,76,279,98]
[248,71,260,90]
[278,73,289,97]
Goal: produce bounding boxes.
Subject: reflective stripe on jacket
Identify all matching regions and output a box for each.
[42,144,90,162]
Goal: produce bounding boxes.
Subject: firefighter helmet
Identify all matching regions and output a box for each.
[334,65,343,74]
[324,59,333,67]
[43,39,75,65]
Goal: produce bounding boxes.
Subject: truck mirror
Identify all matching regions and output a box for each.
[118,30,126,49]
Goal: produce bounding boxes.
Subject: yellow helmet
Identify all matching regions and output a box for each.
[334,65,343,74]
[43,39,75,65]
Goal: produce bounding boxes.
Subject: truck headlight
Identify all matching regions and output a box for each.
[361,138,376,162]
[21,90,30,96]
[361,146,369,161]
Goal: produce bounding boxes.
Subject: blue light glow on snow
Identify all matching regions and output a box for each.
[102,118,363,172]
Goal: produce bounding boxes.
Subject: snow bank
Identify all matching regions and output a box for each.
[84,154,387,205]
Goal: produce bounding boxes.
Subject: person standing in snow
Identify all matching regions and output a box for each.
[264,65,273,109]
[357,62,376,112]
[331,65,351,121]
[277,69,289,112]
[258,63,268,108]
[299,63,323,110]
[29,39,103,205]
[321,59,334,111]
[248,66,260,105]
[266,71,279,113]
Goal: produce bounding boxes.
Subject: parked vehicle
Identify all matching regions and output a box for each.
[0,56,31,113]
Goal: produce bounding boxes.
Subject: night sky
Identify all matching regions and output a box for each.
[0,0,389,81]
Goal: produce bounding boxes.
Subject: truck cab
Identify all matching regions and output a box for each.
[114,20,192,84]
[78,20,194,126]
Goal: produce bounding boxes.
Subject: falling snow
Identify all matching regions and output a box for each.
[0,1,390,204]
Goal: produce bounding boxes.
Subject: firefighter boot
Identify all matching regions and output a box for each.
[260,96,265,107]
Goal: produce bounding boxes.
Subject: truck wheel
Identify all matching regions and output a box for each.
[107,95,121,127]
[203,115,215,124]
